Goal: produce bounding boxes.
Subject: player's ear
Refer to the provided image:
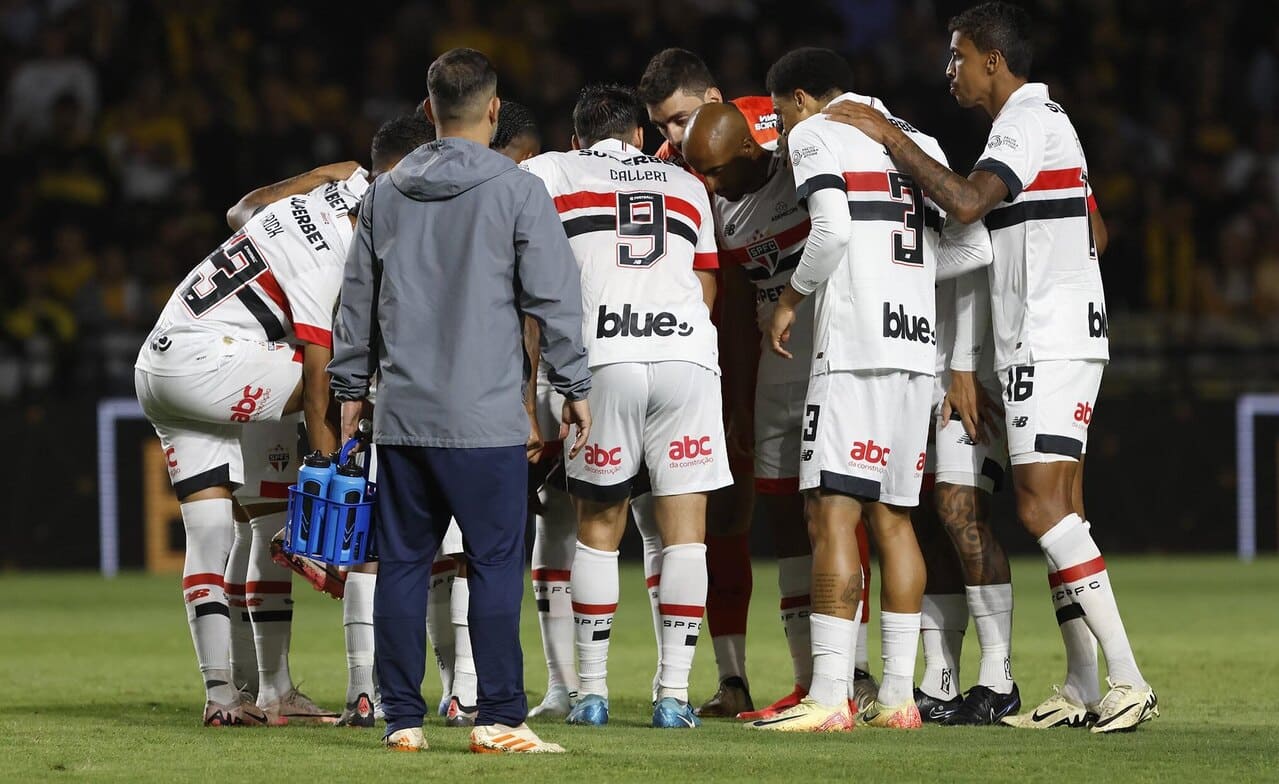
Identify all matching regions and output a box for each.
[571,134,581,151]
[489,95,501,125]
[706,86,724,104]
[422,98,436,126]
[987,50,1000,74]
[791,89,806,110]
[631,126,644,149]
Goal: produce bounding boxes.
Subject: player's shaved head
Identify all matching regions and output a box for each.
[427,48,498,124]
[683,103,769,202]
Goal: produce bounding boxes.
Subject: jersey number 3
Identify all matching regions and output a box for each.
[887,171,924,266]
[616,191,667,268]
[181,232,269,318]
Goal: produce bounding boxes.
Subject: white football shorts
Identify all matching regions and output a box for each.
[929,371,1008,494]
[754,379,808,494]
[234,413,303,505]
[1001,359,1103,465]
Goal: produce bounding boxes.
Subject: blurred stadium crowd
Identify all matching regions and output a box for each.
[1,0,1277,401]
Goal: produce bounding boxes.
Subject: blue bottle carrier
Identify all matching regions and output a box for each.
[284,438,377,566]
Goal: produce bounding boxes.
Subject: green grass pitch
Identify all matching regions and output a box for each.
[2,556,1277,782]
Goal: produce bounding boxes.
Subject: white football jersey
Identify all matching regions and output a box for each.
[136,184,361,376]
[714,153,812,385]
[787,93,944,376]
[973,82,1107,371]
[522,139,720,372]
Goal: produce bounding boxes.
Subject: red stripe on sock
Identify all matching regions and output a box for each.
[229,599,250,607]
[182,572,225,589]
[1047,570,1062,588]
[779,594,811,610]
[659,603,705,618]
[245,580,292,594]
[1052,556,1107,585]
[531,568,571,582]
[224,582,246,596]
[572,601,617,615]
[646,574,661,589]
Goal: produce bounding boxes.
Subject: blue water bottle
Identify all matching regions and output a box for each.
[295,451,333,554]
[325,458,367,562]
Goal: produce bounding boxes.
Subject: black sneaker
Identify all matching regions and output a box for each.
[336,692,376,727]
[914,687,963,724]
[695,676,754,718]
[943,684,1022,726]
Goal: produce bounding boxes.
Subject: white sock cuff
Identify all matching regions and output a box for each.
[249,510,288,536]
[450,576,470,626]
[576,541,620,560]
[1037,512,1084,551]
[810,612,855,637]
[660,542,706,559]
[880,610,922,634]
[181,497,232,531]
[777,555,812,597]
[343,571,375,623]
[965,583,1013,617]
[921,593,968,631]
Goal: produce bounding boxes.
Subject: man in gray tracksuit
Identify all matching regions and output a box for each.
[329,48,592,754]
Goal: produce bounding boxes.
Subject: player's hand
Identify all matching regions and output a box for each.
[941,370,1003,444]
[560,398,592,460]
[769,287,804,359]
[315,161,363,182]
[822,101,894,145]
[526,403,545,464]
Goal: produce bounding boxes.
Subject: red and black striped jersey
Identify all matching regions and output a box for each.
[137,179,362,376]
[973,82,1107,371]
[521,139,720,372]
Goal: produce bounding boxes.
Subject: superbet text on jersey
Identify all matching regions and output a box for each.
[522,139,721,372]
[714,153,812,385]
[972,82,1107,372]
[787,94,947,376]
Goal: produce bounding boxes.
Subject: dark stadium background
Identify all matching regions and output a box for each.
[1,0,1276,569]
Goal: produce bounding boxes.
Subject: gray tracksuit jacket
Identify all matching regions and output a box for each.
[329,137,591,448]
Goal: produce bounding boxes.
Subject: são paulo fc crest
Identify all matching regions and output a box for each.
[268,444,290,473]
[748,237,782,275]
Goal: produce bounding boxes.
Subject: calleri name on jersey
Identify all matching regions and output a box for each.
[522,139,721,372]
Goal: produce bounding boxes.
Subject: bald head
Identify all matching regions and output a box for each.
[683,102,769,202]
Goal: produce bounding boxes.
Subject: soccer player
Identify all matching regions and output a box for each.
[521,83,731,729]
[750,47,958,732]
[135,161,367,727]
[491,100,542,163]
[636,47,780,717]
[823,1,1158,732]
[224,113,438,728]
[679,101,877,719]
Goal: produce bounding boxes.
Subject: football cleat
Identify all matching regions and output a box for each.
[1000,686,1096,729]
[652,697,702,729]
[384,726,427,752]
[270,533,345,598]
[203,698,268,727]
[861,698,923,729]
[746,697,853,733]
[337,692,376,728]
[851,669,880,714]
[737,684,807,721]
[445,696,477,727]
[695,676,754,718]
[260,687,340,726]
[914,688,963,724]
[470,723,565,754]
[1090,679,1158,734]
[944,684,1021,726]
[528,684,573,719]
[565,694,609,726]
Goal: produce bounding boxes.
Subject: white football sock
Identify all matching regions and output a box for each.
[532,484,578,695]
[966,583,1014,693]
[343,571,376,703]
[571,542,619,699]
[777,555,813,688]
[425,554,457,701]
[879,611,922,707]
[631,492,664,696]
[919,593,967,701]
[180,498,235,705]
[856,618,870,673]
[450,575,477,707]
[656,543,707,703]
[224,520,257,696]
[247,512,293,704]
[846,601,866,700]
[1039,514,1145,691]
[808,613,854,707]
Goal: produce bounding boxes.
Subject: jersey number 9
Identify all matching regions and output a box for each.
[616,191,668,268]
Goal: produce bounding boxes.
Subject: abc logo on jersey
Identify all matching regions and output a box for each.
[583,444,622,473]
[668,435,713,466]
[881,302,935,345]
[849,439,891,467]
[230,386,268,423]
[597,305,693,338]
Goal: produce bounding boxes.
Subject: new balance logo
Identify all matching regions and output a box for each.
[597,304,692,338]
[801,449,814,461]
[1011,416,1029,428]
[882,302,935,344]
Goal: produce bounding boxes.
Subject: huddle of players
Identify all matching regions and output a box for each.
[135,0,1157,735]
